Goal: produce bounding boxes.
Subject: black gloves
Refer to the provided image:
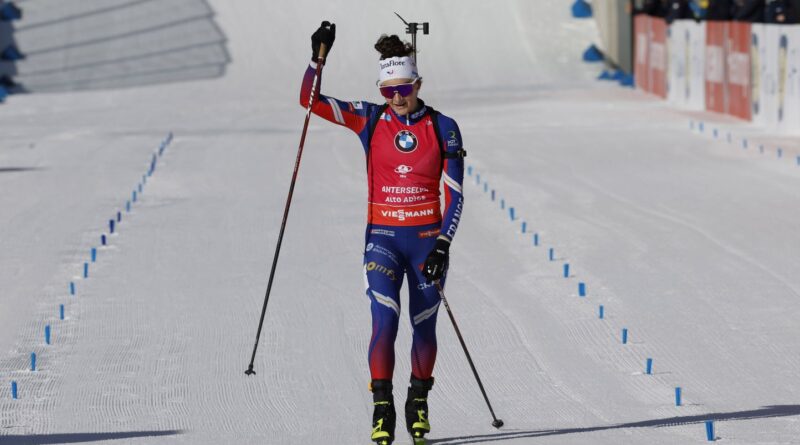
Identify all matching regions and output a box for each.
[311,21,336,61]
[423,238,450,283]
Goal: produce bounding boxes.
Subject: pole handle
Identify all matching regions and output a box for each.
[317,43,328,63]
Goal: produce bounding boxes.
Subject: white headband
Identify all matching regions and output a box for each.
[378,56,419,84]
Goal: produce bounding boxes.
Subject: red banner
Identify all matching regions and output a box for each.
[726,22,752,120]
[634,15,650,92]
[648,18,668,98]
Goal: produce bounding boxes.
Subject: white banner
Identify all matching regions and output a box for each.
[667,20,706,110]
[776,26,800,134]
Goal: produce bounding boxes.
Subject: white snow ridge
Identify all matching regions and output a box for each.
[2,1,800,444]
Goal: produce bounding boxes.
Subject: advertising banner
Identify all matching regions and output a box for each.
[775,26,800,134]
[635,15,650,92]
[648,17,668,98]
[726,22,752,120]
[668,20,706,110]
[705,21,728,114]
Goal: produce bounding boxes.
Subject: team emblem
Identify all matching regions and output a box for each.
[394,130,418,153]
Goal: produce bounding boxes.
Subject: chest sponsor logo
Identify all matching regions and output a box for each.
[380,207,435,222]
[394,130,418,153]
[394,164,413,176]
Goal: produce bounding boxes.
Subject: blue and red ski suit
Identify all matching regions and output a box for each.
[300,62,465,381]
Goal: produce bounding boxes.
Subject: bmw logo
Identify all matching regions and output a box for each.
[394,130,418,153]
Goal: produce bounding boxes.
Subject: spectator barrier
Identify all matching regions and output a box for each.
[635,16,800,133]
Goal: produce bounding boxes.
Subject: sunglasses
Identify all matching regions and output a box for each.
[378,78,420,99]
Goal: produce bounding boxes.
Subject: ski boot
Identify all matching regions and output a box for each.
[405,376,434,444]
[370,379,396,445]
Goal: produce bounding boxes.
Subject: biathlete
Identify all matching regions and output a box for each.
[300,22,465,445]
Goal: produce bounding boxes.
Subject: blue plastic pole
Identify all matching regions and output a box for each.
[60,304,65,320]
[548,248,554,261]
[563,263,570,278]
[476,174,481,185]
[83,263,89,279]
[599,305,604,319]
[483,182,488,193]
[109,219,115,234]
[45,325,51,345]
[30,352,36,371]
[91,247,97,263]
[467,166,473,176]
[646,358,653,374]
[509,207,515,221]
[675,387,682,406]
[579,282,586,297]
[533,233,539,246]
[500,199,505,210]
[521,221,527,233]
[622,328,628,344]
[101,234,107,246]
[132,191,137,202]
[705,421,715,441]
[797,156,800,166]
[11,381,17,399]
[491,190,496,201]
[777,148,783,158]
[699,122,704,132]
[117,211,122,223]
[126,200,131,212]
[759,145,764,154]
[69,282,75,296]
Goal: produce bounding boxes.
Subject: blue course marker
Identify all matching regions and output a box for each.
[599,305,605,319]
[483,182,488,193]
[45,325,51,345]
[60,304,65,320]
[548,248,554,261]
[521,221,527,233]
[101,234,107,246]
[675,387,682,406]
[646,358,653,374]
[689,120,694,130]
[713,129,718,138]
[743,139,748,149]
[83,263,89,279]
[509,207,515,221]
[91,247,97,263]
[126,201,131,213]
[727,133,732,143]
[777,148,783,158]
[579,282,586,297]
[705,421,715,441]
[117,211,122,223]
[622,328,628,344]
[491,190,496,201]
[11,381,17,399]
[533,233,539,246]
[563,263,570,278]
[467,165,473,176]
[797,156,800,166]
[109,219,115,234]
[132,191,137,202]
[699,122,704,132]
[69,282,75,296]
[759,145,764,154]
[476,174,481,185]
[138,183,143,193]
[500,199,505,210]
[30,352,36,371]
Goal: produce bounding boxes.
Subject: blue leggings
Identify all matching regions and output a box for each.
[364,223,445,381]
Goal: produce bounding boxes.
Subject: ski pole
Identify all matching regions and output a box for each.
[245,44,328,377]
[435,281,504,428]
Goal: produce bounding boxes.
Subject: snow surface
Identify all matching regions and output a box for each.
[2,1,800,444]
